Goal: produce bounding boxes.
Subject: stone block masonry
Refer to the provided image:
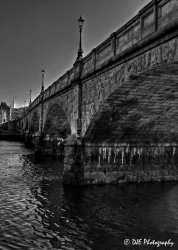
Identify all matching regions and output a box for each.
[21,0,178,185]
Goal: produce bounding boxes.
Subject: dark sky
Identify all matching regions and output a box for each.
[0,0,150,107]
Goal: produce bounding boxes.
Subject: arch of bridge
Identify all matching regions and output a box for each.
[84,62,178,143]
[24,118,28,131]
[21,120,24,130]
[81,37,178,136]
[42,90,73,129]
[31,112,40,132]
[43,103,71,138]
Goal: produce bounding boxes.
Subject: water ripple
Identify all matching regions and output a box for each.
[0,141,178,249]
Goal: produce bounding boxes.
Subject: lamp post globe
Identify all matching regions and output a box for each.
[76,15,85,61]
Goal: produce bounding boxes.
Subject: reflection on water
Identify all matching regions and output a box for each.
[0,140,178,249]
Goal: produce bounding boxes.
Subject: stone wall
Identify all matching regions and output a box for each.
[82,37,178,137]
[21,0,178,185]
[24,0,178,128]
[63,140,178,185]
[81,143,178,184]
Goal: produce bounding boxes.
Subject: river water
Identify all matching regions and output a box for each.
[0,141,178,250]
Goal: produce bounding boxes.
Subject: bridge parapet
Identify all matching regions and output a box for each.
[82,0,178,76]
[26,0,178,114]
[21,0,178,185]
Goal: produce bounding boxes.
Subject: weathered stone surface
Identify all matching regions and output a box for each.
[83,170,178,185]
[82,38,178,136]
[21,0,178,185]
[78,143,178,185]
[84,62,178,143]
[63,134,84,185]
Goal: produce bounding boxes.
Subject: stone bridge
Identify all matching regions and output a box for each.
[22,0,178,185]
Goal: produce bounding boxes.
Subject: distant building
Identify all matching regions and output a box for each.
[0,102,10,123]
[10,107,27,120]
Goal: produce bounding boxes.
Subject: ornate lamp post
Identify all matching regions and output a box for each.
[12,96,16,108]
[41,69,45,92]
[76,15,85,62]
[40,69,45,135]
[29,89,32,104]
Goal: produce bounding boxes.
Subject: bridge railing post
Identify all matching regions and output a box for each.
[153,0,158,31]
[110,32,116,57]
[92,49,96,71]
